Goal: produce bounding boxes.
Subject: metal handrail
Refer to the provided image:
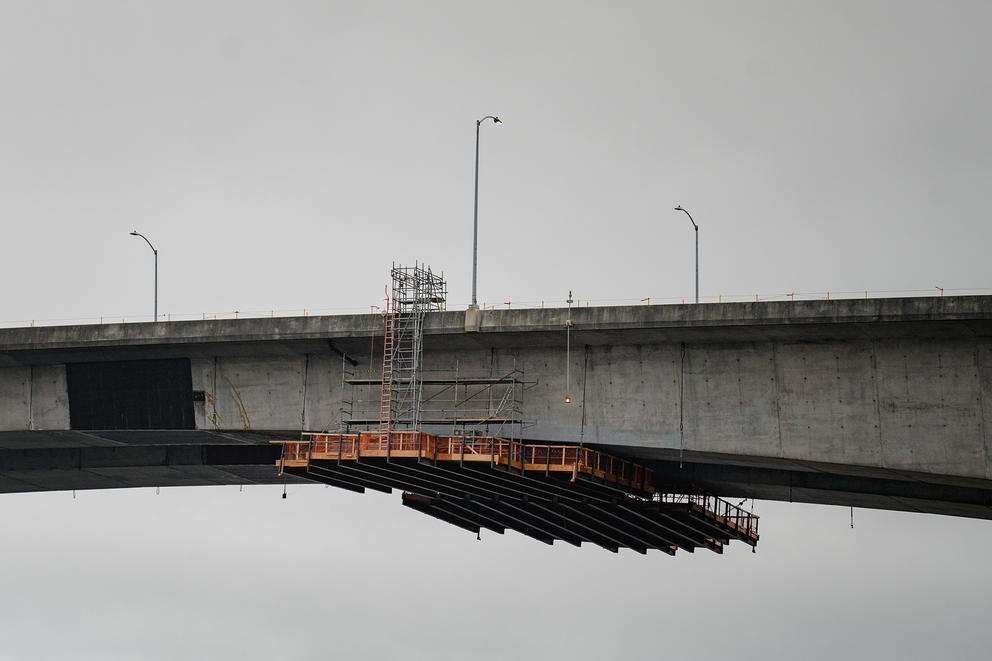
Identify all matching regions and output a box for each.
[659,491,759,536]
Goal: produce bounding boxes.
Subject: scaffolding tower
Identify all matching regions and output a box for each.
[379,263,446,433]
[347,365,529,439]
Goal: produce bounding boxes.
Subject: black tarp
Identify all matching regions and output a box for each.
[66,358,195,430]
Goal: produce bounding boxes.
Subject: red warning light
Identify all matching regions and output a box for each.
[564,396,572,404]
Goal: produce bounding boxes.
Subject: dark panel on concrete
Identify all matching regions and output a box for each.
[67,359,194,430]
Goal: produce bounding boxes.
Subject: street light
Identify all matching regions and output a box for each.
[674,205,699,304]
[471,115,501,309]
[129,231,158,321]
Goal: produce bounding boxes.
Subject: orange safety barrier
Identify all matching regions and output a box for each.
[277,439,312,465]
[357,430,435,457]
[521,444,655,494]
[272,432,655,496]
[435,435,523,467]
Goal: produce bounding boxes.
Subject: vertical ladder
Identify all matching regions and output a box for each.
[378,290,394,435]
[340,351,356,431]
[378,264,446,435]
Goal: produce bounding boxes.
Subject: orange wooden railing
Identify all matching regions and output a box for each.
[275,432,655,495]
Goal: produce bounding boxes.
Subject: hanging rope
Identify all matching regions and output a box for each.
[301,353,310,431]
[565,291,573,399]
[580,345,589,446]
[679,342,686,468]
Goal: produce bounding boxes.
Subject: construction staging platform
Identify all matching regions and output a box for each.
[274,431,759,555]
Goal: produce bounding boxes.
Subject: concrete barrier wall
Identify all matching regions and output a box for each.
[0,365,68,430]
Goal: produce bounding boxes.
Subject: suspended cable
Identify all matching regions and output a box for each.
[564,291,574,404]
[580,345,589,446]
[301,353,310,431]
[679,342,686,468]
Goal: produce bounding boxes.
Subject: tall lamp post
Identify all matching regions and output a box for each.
[471,115,501,309]
[129,231,158,321]
[674,205,698,304]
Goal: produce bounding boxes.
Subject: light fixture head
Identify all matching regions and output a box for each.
[674,205,683,211]
[564,395,572,404]
[129,231,138,236]
[493,117,502,124]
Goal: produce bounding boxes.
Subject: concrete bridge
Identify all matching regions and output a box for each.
[1,295,991,519]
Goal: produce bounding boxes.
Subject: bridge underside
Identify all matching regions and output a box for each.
[0,430,304,493]
[1,430,989,520]
[612,445,992,519]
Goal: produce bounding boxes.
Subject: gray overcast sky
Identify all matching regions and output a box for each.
[1,2,991,659]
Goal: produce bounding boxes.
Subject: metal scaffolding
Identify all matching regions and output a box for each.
[347,366,528,439]
[379,263,446,433]
[341,262,529,440]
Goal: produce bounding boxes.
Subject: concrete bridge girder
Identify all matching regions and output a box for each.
[0,296,990,518]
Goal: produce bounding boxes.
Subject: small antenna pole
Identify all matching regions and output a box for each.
[565,291,574,403]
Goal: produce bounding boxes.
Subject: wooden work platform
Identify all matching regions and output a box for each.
[277,431,655,496]
[271,431,759,555]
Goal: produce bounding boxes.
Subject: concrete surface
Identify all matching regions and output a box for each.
[1,295,990,518]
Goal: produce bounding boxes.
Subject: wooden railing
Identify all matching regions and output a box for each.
[274,431,655,495]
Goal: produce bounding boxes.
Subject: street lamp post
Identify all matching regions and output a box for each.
[674,205,698,304]
[472,115,501,309]
[130,231,158,321]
